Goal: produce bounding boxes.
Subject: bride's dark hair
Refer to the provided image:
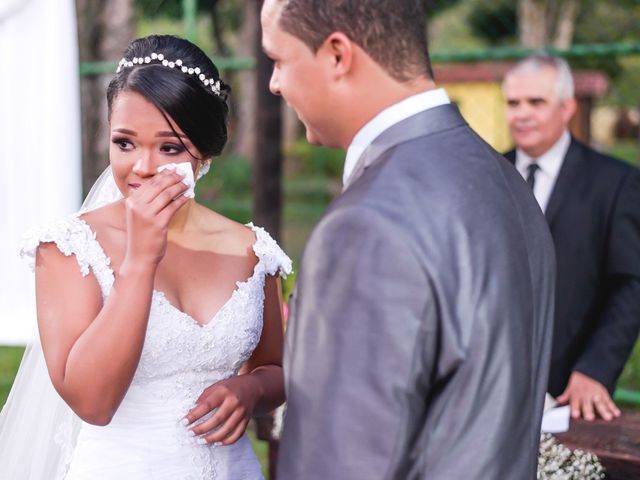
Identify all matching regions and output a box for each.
[106,35,230,158]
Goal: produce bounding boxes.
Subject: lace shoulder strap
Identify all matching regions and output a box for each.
[19,214,114,296]
[247,223,293,278]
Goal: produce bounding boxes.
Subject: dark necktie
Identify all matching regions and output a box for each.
[526,162,540,190]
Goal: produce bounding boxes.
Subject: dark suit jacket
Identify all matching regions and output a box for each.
[506,139,640,396]
[279,105,555,479]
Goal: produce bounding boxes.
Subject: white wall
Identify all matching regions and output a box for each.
[0,0,82,344]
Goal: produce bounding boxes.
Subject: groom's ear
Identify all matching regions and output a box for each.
[322,32,353,79]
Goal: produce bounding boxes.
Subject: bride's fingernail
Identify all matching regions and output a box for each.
[180,418,190,427]
[213,442,223,447]
[187,430,196,437]
[197,438,208,445]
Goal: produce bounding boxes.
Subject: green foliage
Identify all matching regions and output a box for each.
[467,0,517,46]
[574,0,640,44]
[287,141,344,179]
[136,0,192,19]
[567,0,640,83]
[609,141,640,166]
[137,15,214,54]
[619,338,640,391]
[195,153,252,222]
[607,57,640,107]
[429,1,490,51]
[135,0,242,31]
[0,346,25,408]
[432,0,640,52]
[425,0,464,16]
[283,141,343,214]
[206,153,252,197]
[281,270,297,304]
[135,0,224,19]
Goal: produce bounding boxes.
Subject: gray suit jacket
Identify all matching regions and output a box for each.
[279,105,555,479]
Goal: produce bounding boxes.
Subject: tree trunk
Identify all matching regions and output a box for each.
[519,0,547,47]
[209,0,231,57]
[233,0,258,160]
[251,13,283,472]
[552,0,578,49]
[76,0,134,195]
[252,0,282,241]
[518,0,578,48]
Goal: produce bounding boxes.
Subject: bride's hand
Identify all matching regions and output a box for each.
[183,375,262,445]
[123,170,189,265]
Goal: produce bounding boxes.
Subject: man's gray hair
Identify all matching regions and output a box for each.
[504,54,575,100]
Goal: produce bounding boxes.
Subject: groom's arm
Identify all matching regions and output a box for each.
[278,205,439,480]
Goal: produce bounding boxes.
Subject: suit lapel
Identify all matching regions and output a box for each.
[344,104,468,190]
[504,150,516,164]
[545,139,583,226]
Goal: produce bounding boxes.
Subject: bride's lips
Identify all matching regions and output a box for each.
[128,183,141,190]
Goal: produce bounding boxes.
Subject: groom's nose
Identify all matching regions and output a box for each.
[269,69,281,96]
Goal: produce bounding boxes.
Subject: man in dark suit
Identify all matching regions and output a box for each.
[262,1,555,478]
[503,54,640,422]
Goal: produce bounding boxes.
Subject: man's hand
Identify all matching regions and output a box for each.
[556,371,621,421]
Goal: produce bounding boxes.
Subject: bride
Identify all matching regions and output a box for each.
[0,34,290,479]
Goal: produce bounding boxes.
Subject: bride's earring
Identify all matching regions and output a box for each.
[196,159,211,181]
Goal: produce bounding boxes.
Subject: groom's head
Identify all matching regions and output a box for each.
[261,0,434,149]
[272,0,432,82]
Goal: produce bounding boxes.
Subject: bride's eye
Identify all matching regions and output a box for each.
[112,138,133,151]
[160,143,186,155]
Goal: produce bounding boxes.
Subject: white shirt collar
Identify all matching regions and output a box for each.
[515,130,570,180]
[343,88,451,186]
[515,130,571,212]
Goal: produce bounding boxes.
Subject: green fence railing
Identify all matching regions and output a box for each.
[183,0,198,43]
[431,42,640,63]
[78,41,640,77]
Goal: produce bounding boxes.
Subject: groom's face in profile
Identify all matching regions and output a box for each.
[261,0,335,147]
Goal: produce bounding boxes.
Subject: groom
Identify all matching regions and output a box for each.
[261,1,555,478]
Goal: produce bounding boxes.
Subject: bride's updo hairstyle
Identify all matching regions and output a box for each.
[107,35,231,158]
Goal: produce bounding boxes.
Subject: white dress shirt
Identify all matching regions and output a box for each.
[343,88,451,187]
[515,130,571,213]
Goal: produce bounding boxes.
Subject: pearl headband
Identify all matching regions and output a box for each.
[116,52,224,98]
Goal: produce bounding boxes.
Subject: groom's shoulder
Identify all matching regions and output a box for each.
[348,134,508,206]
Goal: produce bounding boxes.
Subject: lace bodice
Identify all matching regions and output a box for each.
[20,214,292,479]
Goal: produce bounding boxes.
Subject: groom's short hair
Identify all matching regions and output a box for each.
[276,0,433,82]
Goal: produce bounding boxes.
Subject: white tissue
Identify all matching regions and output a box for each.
[541,405,571,433]
[157,162,196,198]
[541,392,570,433]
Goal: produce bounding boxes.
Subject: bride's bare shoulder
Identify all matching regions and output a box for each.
[79,201,126,233]
[195,204,256,253]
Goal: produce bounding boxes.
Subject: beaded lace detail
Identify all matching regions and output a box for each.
[21,213,115,294]
[20,214,292,479]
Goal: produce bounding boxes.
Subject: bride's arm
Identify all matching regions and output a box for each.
[36,245,155,426]
[184,274,285,445]
[241,273,286,414]
[37,171,189,426]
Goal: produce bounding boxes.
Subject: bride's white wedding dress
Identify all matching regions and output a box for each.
[19,214,292,480]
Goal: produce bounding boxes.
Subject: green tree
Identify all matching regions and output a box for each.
[467,0,517,45]
[135,0,241,55]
